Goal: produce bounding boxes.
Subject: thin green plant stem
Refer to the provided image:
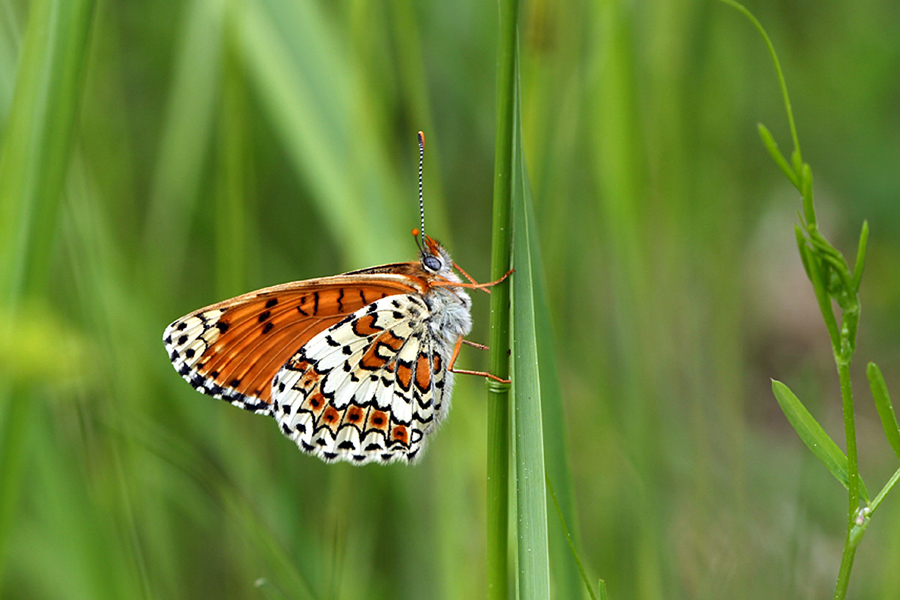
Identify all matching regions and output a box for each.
[721,3,881,598]
[834,360,859,599]
[487,0,520,596]
[717,0,802,168]
[870,467,900,514]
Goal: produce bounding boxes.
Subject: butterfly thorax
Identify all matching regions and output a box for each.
[418,239,473,349]
[423,284,472,348]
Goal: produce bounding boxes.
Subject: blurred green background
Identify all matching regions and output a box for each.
[1,0,900,598]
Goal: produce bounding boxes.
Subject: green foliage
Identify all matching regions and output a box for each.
[868,364,900,462]
[724,1,900,597]
[2,0,900,598]
[771,380,869,502]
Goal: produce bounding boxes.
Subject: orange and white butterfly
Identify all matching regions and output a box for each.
[163,133,510,465]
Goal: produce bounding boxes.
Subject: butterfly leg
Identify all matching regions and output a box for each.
[434,268,515,294]
[462,339,489,350]
[448,335,511,384]
[452,262,492,294]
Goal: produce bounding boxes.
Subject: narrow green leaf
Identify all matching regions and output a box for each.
[529,181,583,597]
[795,226,813,281]
[802,239,841,350]
[852,221,868,293]
[867,363,900,463]
[140,0,223,285]
[792,149,803,180]
[510,63,551,600]
[800,163,815,227]
[547,475,597,600]
[599,579,609,600]
[757,123,799,189]
[772,380,869,502]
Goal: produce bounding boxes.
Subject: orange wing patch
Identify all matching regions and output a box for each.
[396,361,413,392]
[415,352,432,393]
[319,404,342,434]
[390,425,410,448]
[342,404,367,428]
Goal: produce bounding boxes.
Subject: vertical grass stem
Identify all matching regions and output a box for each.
[487,0,520,596]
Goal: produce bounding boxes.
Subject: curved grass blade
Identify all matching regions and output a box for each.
[547,474,597,600]
[772,380,869,502]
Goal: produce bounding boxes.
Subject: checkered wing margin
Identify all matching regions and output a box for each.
[271,294,451,465]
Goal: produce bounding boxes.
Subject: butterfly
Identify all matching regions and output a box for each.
[163,132,511,465]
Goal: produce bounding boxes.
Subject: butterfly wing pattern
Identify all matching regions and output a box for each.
[163,239,474,465]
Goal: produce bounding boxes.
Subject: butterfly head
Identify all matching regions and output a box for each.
[412,229,452,275]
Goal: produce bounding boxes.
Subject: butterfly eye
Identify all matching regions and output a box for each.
[423,255,442,271]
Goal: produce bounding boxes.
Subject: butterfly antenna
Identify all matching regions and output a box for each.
[417,131,426,247]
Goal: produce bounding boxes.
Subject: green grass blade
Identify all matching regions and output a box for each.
[140,0,223,286]
[487,0,520,597]
[231,0,404,266]
[0,0,95,587]
[867,363,900,463]
[523,115,583,600]
[215,44,251,299]
[547,475,596,600]
[772,380,869,502]
[510,68,551,599]
[0,0,95,301]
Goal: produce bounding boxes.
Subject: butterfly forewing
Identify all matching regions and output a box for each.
[271,295,451,465]
[163,275,423,413]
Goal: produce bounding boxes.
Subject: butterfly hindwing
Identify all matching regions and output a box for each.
[272,295,452,465]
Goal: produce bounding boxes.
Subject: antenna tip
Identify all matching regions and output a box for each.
[411,228,420,237]
[417,131,425,146]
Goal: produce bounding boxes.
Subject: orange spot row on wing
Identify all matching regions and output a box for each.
[415,353,432,392]
[367,410,389,432]
[391,425,409,447]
